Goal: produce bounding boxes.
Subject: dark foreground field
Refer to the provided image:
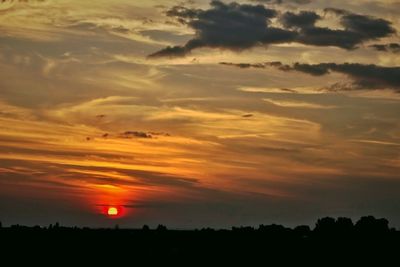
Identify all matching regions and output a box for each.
[1,216,399,264]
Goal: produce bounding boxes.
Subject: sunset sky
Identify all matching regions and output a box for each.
[0,0,399,228]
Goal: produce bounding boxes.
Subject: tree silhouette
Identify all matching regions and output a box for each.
[355,216,389,233]
[335,217,354,233]
[294,225,311,237]
[0,215,397,263]
[314,217,336,233]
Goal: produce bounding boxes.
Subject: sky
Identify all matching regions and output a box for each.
[0,0,399,229]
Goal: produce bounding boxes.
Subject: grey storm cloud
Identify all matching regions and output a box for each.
[149,0,293,58]
[220,61,400,90]
[370,43,400,53]
[280,11,321,29]
[250,0,312,4]
[291,8,395,49]
[148,1,395,58]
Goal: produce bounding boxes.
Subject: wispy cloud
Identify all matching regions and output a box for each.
[263,98,337,109]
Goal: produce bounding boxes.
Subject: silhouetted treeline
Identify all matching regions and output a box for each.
[0,216,399,264]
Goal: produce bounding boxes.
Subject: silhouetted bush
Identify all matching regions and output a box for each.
[156,224,167,231]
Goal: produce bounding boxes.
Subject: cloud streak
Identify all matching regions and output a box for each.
[220,61,400,91]
[370,43,400,53]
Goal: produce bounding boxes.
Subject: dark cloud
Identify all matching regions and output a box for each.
[111,26,131,34]
[370,43,400,53]
[118,131,170,139]
[149,1,395,58]
[148,132,171,137]
[296,8,395,49]
[288,63,400,90]
[148,45,189,58]
[121,131,153,139]
[149,0,294,58]
[280,11,321,29]
[296,27,363,49]
[340,13,395,39]
[289,63,330,76]
[83,131,171,141]
[220,61,292,71]
[220,62,268,69]
[242,114,254,118]
[279,88,298,93]
[220,61,400,90]
[250,0,311,4]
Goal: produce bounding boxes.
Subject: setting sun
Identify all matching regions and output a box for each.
[107,207,119,216]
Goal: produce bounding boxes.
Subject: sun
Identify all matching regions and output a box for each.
[107,206,119,216]
[100,205,125,218]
